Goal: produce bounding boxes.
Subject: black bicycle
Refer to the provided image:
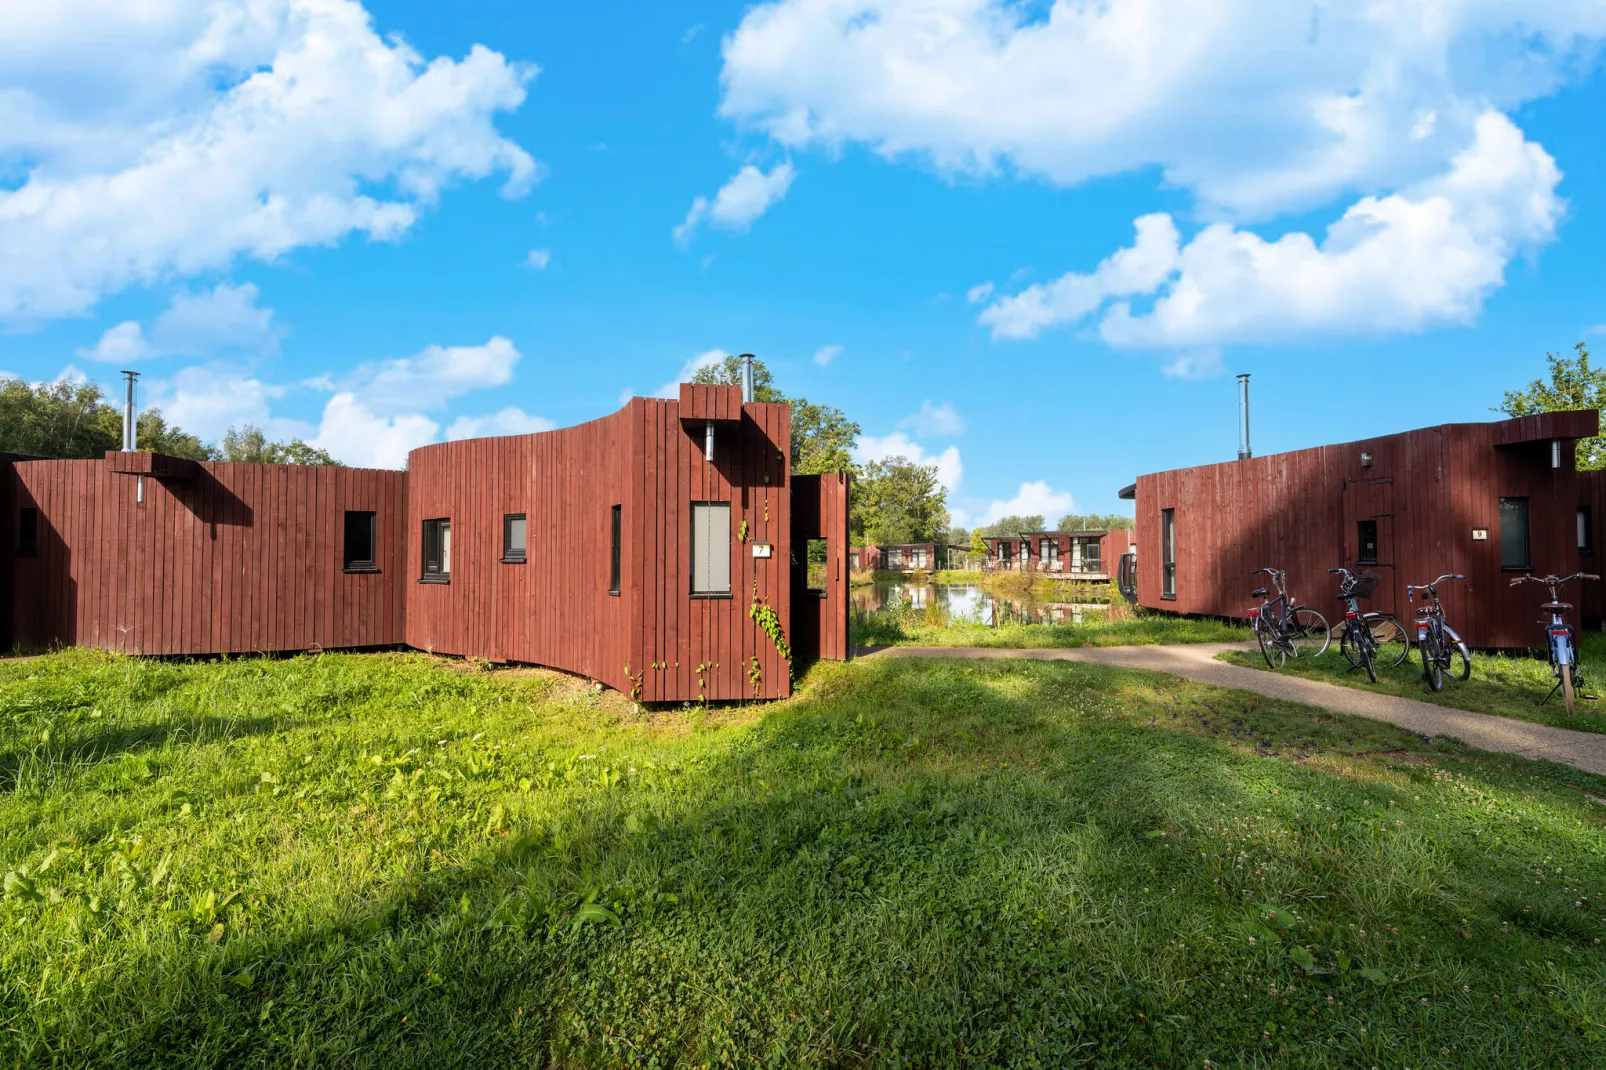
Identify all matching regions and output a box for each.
[1248,567,1331,669]
[1510,572,1599,715]
[1328,568,1408,683]
[1406,574,1470,692]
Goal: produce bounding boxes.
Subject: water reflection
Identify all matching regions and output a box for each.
[852,582,1109,627]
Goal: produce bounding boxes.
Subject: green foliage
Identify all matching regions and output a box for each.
[749,598,792,662]
[978,514,1044,538]
[1056,513,1135,531]
[856,457,950,545]
[1498,341,1606,469]
[219,424,342,466]
[136,411,214,461]
[851,603,1246,649]
[0,376,125,458]
[2,650,1601,1066]
[690,354,785,404]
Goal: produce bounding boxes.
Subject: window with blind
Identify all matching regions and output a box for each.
[690,502,730,595]
[421,518,451,582]
[503,513,527,563]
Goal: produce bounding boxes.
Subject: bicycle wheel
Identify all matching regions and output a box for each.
[1339,624,1377,682]
[1288,608,1331,658]
[1258,620,1286,669]
[1441,626,1471,681]
[1562,663,1575,715]
[1421,630,1444,692]
[1368,615,1410,668]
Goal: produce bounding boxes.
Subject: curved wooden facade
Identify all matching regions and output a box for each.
[2,385,849,702]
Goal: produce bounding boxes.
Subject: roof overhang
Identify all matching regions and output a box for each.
[1493,409,1598,446]
[1117,483,1137,500]
[105,451,199,479]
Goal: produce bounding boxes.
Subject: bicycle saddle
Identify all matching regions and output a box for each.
[1251,587,1268,597]
[1541,601,1573,611]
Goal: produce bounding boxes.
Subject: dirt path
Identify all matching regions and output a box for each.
[864,642,1606,777]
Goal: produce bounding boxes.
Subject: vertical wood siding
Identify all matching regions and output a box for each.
[7,460,407,653]
[404,398,795,701]
[791,472,850,663]
[1131,414,1594,648]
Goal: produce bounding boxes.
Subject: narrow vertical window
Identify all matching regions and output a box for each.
[17,507,38,557]
[1161,509,1176,599]
[806,538,829,592]
[1356,519,1379,565]
[503,513,527,563]
[609,505,622,595]
[690,502,730,595]
[1084,537,1100,574]
[1499,497,1530,570]
[1579,506,1593,555]
[343,510,376,571]
[421,518,451,582]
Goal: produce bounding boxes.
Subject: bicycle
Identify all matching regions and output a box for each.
[1406,574,1470,692]
[1248,567,1331,669]
[1509,572,1599,715]
[1328,568,1409,683]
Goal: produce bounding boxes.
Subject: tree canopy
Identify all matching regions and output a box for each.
[979,515,1044,538]
[1499,342,1606,470]
[1056,513,1135,531]
[854,457,950,545]
[0,375,338,465]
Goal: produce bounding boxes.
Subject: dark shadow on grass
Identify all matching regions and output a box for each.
[28,658,1606,1068]
[0,715,282,792]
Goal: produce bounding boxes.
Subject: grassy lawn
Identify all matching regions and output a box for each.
[1219,631,1606,735]
[853,604,1250,649]
[2,651,1603,1066]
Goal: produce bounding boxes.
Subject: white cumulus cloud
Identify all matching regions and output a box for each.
[311,393,438,469]
[337,336,522,413]
[445,407,555,440]
[674,162,795,245]
[974,481,1077,528]
[897,400,965,437]
[0,0,539,324]
[983,113,1562,348]
[650,348,729,399]
[80,282,282,362]
[853,431,962,496]
[812,343,843,366]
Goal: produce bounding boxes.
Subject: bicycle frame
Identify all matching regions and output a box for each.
[1406,573,1466,689]
[1510,572,1599,710]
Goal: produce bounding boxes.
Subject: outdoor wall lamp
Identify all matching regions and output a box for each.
[1553,439,1562,468]
[1360,451,1373,468]
[704,419,715,462]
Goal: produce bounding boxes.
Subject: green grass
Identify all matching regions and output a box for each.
[932,569,982,584]
[1220,631,1606,734]
[852,604,1250,649]
[2,650,1604,1067]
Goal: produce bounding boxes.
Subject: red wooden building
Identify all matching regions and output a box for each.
[1120,410,1599,648]
[2,384,849,700]
[849,543,944,572]
[981,530,1134,580]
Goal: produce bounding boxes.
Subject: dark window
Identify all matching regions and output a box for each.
[421,518,451,582]
[1042,540,1059,566]
[1161,509,1176,599]
[17,508,38,557]
[1357,519,1379,565]
[1499,497,1530,570]
[886,548,904,569]
[806,537,829,592]
[609,505,622,595]
[1000,541,1013,564]
[343,510,376,571]
[690,502,730,595]
[1580,506,1593,555]
[503,513,527,563]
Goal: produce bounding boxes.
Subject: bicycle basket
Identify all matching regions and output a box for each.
[1346,570,1382,599]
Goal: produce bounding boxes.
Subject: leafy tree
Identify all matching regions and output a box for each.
[218,424,341,466]
[980,514,1044,538]
[137,410,214,461]
[1056,513,1135,531]
[0,377,120,458]
[1499,342,1606,469]
[856,457,949,545]
[969,529,989,562]
[691,355,859,472]
[947,526,970,549]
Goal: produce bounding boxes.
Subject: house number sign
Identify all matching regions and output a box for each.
[752,543,773,558]
[1472,528,1488,541]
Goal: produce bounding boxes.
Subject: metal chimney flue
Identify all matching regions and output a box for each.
[1236,373,1251,461]
[120,370,140,451]
[739,353,755,404]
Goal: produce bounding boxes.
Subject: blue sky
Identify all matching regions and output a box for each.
[3,1,1605,527]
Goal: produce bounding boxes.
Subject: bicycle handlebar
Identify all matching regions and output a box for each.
[1407,573,1462,595]
[1509,572,1601,588]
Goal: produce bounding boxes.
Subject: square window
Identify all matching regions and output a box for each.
[503,513,527,563]
[421,518,451,582]
[690,502,730,595]
[1356,519,1379,564]
[344,510,376,571]
[1499,497,1530,570]
[17,507,38,557]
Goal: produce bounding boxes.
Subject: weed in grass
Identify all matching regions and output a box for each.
[0,649,1602,1067]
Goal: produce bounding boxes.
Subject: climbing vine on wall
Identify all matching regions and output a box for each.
[749,596,792,664]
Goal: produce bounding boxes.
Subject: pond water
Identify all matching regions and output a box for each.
[852,582,1110,627]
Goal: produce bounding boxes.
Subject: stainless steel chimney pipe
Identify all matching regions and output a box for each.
[1236,373,1252,460]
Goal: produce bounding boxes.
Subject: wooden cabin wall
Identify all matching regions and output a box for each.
[404,398,793,701]
[1580,470,1606,625]
[7,460,407,654]
[1133,418,1589,648]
